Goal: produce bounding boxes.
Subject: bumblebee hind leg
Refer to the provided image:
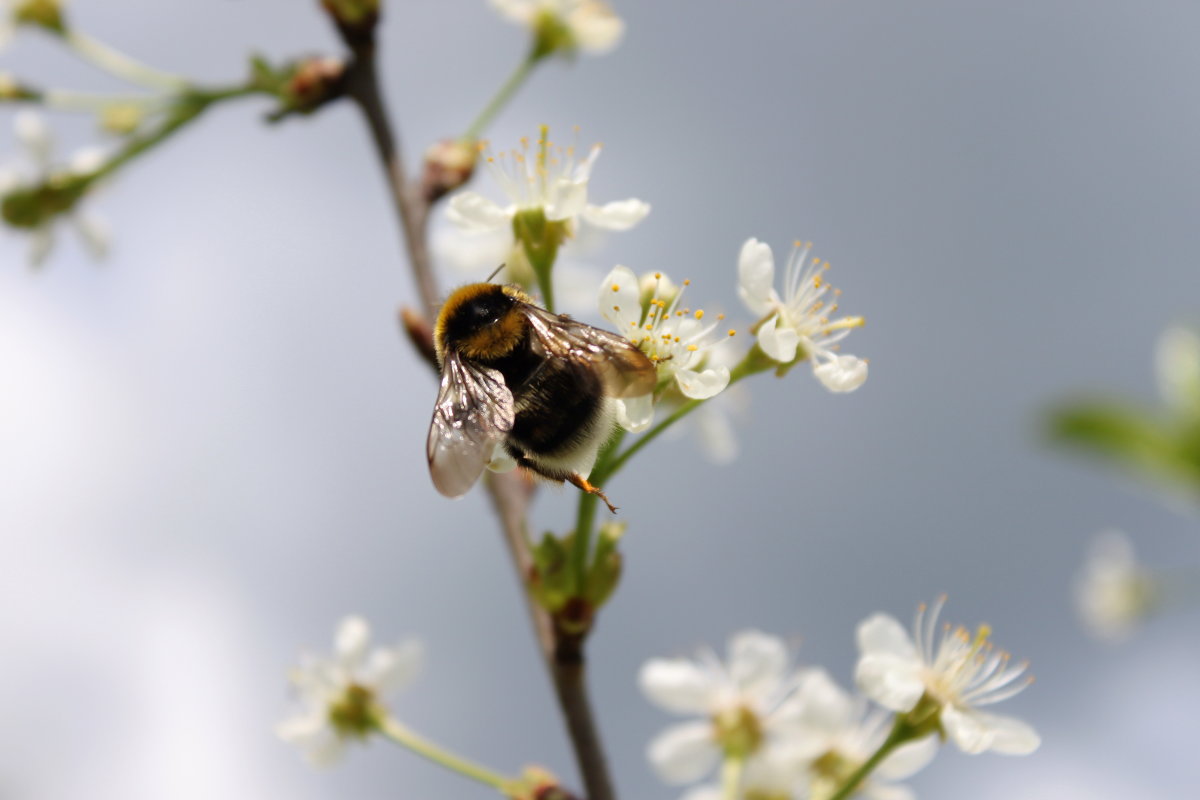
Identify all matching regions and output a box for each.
[510,450,619,514]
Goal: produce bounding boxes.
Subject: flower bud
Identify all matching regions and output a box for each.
[1,176,87,230]
[506,766,580,800]
[421,139,477,204]
[320,0,379,38]
[12,0,65,33]
[286,56,347,112]
[0,73,39,101]
[98,103,143,135]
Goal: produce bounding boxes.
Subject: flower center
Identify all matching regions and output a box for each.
[712,705,764,759]
[327,683,379,738]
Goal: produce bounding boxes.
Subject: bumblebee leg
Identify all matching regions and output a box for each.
[511,451,619,513]
[566,472,618,515]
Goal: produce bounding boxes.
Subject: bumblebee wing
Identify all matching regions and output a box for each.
[426,353,515,498]
[523,304,657,398]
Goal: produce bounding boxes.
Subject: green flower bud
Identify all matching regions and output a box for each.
[13,0,66,34]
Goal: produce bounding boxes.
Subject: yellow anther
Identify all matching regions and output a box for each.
[612,305,620,312]
[794,239,803,248]
[717,313,726,321]
[683,279,691,286]
[611,284,621,292]
[694,310,705,320]
[654,272,662,280]
[687,344,699,352]
[728,329,736,336]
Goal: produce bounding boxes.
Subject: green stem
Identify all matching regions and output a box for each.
[86,84,265,184]
[597,346,775,483]
[528,243,557,313]
[462,50,543,142]
[720,755,744,800]
[826,717,913,800]
[569,430,624,593]
[64,30,190,92]
[44,89,167,113]
[378,716,517,793]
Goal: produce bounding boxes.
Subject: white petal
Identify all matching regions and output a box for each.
[446,191,511,232]
[277,714,345,767]
[486,444,518,473]
[73,212,111,260]
[756,315,799,363]
[599,264,643,329]
[69,146,107,176]
[15,110,52,164]
[876,734,938,780]
[639,658,719,715]
[616,394,654,433]
[941,706,1040,755]
[0,21,16,53]
[727,630,789,700]
[647,722,720,785]
[864,783,916,800]
[335,616,371,666]
[856,614,919,660]
[1156,325,1200,410]
[737,237,776,315]
[364,639,424,695]
[28,226,55,267]
[855,654,925,713]
[675,366,729,400]
[583,198,650,230]
[692,402,738,464]
[567,1,625,54]
[680,786,722,800]
[813,354,868,393]
[546,176,588,221]
[487,0,534,24]
[777,668,856,733]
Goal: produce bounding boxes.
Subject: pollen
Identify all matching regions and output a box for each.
[612,305,620,312]
[683,279,691,286]
[611,284,621,292]
[687,344,699,351]
[728,329,736,336]
[694,310,705,320]
[654,272,662,280]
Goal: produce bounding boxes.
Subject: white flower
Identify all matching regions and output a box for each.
[679,748,804,800]
[447,127,649,237]
[1074,530,1157,642]
[489,0,624,55]
[639,630,809,786]
[430,222,603,317]
[277,615,424,766]
[600,266,733,432]
[788,669,937,800]
[1156,326,1200,413]
[1,110,110,267]
[854,597,1039,756]
[738,238,867,392]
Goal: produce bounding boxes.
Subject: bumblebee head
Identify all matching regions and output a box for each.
[434,282,532,362]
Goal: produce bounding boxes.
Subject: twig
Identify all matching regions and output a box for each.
[331,15,616,800]
[341,34,440,314]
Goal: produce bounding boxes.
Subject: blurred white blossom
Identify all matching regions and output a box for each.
[738,238,867,392]
[489,0,624,55]
[1074,530,1157,642]
[639,630,810,786]
[855,597,1039,756]
[789,669,937,800]
[1156,325,1200,413]
[1,110,109,266]
[601,266,733,431]
[277,615,424,766]
[447,127,649,236]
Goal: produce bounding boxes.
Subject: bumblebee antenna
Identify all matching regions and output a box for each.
[486,263,506,283]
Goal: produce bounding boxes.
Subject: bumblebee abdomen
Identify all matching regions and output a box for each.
[509,359,607,459]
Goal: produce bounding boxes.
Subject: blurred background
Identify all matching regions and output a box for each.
[2,1,1198,798]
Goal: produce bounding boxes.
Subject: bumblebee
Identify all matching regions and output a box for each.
[427,281,656,512]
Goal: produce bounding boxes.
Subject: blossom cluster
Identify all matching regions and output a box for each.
[641,599,1038,800]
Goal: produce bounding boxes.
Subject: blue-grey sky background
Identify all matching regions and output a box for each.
[2,1,1198,798]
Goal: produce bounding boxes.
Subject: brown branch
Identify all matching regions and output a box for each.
[330,12,615,799]
[342,32,440,314]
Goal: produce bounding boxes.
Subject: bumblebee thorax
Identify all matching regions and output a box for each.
[435,283,532,362]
